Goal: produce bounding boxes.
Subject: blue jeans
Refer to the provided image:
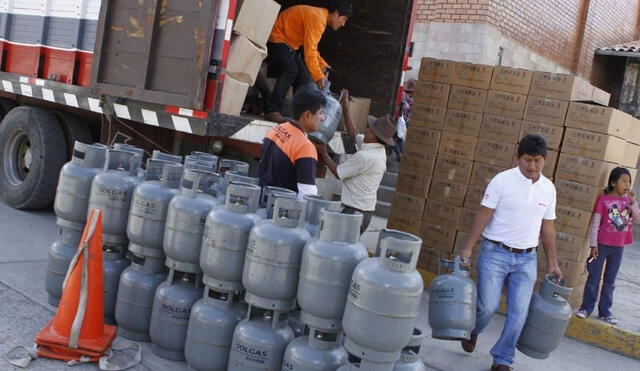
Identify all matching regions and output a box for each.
[579,244,624,317]
[473,239,537,366]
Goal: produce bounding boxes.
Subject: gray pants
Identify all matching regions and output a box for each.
[342,205,374,235]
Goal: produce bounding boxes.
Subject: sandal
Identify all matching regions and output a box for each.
[599,315,618,325]
[575,310,588,319]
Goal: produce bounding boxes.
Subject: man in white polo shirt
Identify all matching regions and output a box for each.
[459,134,563,371]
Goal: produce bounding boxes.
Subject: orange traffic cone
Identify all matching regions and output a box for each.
[35,208,116,362]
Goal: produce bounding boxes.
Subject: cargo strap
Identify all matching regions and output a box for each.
[2,344,38,368]
[98,341,142,370]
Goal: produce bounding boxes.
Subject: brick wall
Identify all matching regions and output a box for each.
[416,0,491,23]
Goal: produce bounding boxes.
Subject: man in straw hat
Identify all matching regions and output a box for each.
[315,89,395,234]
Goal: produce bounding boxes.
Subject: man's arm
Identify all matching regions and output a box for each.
[541,220,563,279]
[315,143,339,179]
[340,89,359,143]
[460,206,494,261]
[303,17,328,87]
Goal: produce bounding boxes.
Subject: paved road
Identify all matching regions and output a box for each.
[0,204,637,370]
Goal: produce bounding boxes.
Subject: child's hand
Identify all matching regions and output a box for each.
[590,246,598,259]
[629,191,636,204]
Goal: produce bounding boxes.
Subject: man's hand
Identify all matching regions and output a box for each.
[460,245,473,266]
[340,89,351,108]
[316,78,327,91]
[313,142,328,161]
[547,263,563,281]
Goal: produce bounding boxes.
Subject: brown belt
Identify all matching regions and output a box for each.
[485,238,537,254]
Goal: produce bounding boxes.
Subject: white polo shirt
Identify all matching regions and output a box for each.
[481,167,556,249]
[337,143,387,211]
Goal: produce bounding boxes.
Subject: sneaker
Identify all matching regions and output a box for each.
[575,310,588,319]
[491,364,512,371]
[599,315,618,325]
[460,333,477,353]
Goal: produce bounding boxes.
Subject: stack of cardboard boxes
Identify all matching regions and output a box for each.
[388,57,640,307]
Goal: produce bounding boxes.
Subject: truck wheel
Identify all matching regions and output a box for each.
[0,107,67,209]
[0,98,18,120]
[53,111,94,160]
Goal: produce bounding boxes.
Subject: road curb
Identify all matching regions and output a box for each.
[417,268,640,360]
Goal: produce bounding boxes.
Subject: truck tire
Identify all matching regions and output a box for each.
[0,98,18,120]
[0,107,67,209]
[53,111,94,160]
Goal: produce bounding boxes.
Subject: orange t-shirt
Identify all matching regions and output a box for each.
[269,5,329,83]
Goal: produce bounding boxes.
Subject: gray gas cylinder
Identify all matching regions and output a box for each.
[45,227,83,306]
[228,306,295,370]
[152,150,183,164]
[219,159,250,176]
[54,142,107,231]
[112,143,144,178]
[257,188,297,219]
[517,274,573,359]
[303,195,342,237]
[342,231,424,365]
[282,328,347,370]
[163,169,220,273]
[336,353,394,371]
[200,182,262,291]
[185,155,216,171]
[88,149,140,245]
[115,253,167,341]
[191,151,219,172]
[298,210,367,332]
[260,186,295,208]
[428,256,476,341]
[185,287,247,371]
[103,245,130,325]
[149,268,203,360]
[393,329,427,371]
[309,93,342,145]
[288,310,307,338]
[219,171,259,201]
[375,229,419,258]
[127,161,183,257]
[243,197,310,311]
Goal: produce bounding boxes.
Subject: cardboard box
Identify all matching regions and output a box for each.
[405,126,441,150]
[401,142,437,173]
[428,179,468,207]
[555,178,602,212]
[564,103,630,138]
[474,138,517,168]
[480,115,523,144]
[464,184,486,209]
[621,142,640,168]
[423,199,462,228]
[470,162,508,186]
[421,224,457,254]
[458,208,477,233]
[523,96,569,126]
[452,62,494,89]
[339,97,371,132]
[520,121,565,150]
[528,72,593,101]
[555,231,591,263]
[555,154,618,187]
[227,35,268,85]
[219,76,250,116]
[542,149,559,179]
[411,102,447,130]
[562,128,626,163]
[418,247,445,273]
[490,66,533,95]
[419,58,456,84]
[567,289,585,309]
[391,192,427,221]
[387,212,421,236]
[484,90,527,120]
[233,0,281,46]
[433,155,473,184]
[448,86,488,113]
[592,86,611,106]
[556,205,593,237]
[414,81,451,107]
[438,132,477,161]
[557,257,589,288]
[396,166,432,198]
[444,109,484,137]
[452,231,480,261]
[628,116,640,145]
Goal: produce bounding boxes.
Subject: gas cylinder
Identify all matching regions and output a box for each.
[88,149,140,245]
[309,93,342,145]
[184,287,247,371]
[393,329,427,371]
[428,256,476,341]
[185,155,216,172]
[227,306,295,370]
[303,195,342,237]
[219,159,250,175]
[243,197,310,311]
[219,171,259,201]
[257,188,297,219]
[374,229,419,257]
[282,328,347,370]
[149,268,203,360]
[54,142,107,231]
[288,310,307,337]
[44,227,83,306]
[517,274,573,359]
[112,143,144,178]
[115,253,167,341]
[336,353,394,371]
[163,169,220,273]
[127,161,183,258]
[342,231,424,364]
[200,182,262,291]
[260,186,294,208]
[191,151,219,172]
[152,150,182,164]
[298,210,367,331]
[103,245,130,325]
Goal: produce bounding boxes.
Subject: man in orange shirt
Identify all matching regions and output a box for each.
[264,0,352,123]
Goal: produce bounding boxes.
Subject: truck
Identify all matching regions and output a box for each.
[0,0,416,210]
